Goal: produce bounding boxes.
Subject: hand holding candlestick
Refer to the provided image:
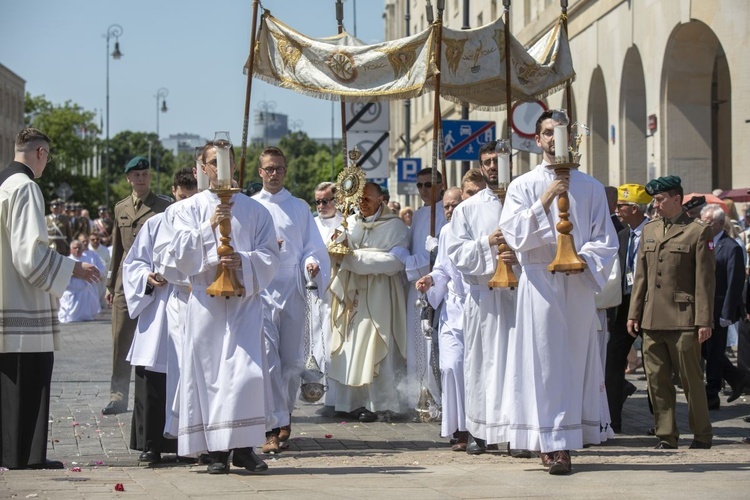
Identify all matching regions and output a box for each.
[488,140,518,289]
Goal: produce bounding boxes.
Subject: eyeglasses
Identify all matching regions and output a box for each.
[416,182,433,189]
[260,166,285,175]
[38,147,53,162]
[315,198,334,206]
[481,157,498,167]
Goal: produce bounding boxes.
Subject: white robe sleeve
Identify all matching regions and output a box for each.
[236,206,280,296]
[10,181,74,298]
[576,182,618,292]
[300,209,330,299]
[498,184,556,253]
[425,234,450,309]
[166,202,219,276]
[445,205,496,277]
[122,218,158,319]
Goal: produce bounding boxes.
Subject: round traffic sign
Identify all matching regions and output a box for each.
[511,100,548,138]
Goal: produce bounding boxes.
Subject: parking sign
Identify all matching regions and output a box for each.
[397,158,421,195]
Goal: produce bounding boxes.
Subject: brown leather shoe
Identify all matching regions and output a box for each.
[262,433,280,454]
[451,431,468,452]
[279,425,291,443]
[540,452,555,467]
[548,450,571,475]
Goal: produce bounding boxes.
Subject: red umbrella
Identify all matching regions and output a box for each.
[682,193,727,213]
[718,188,750,203]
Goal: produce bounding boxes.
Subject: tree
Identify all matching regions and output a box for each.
[25,93,106,211]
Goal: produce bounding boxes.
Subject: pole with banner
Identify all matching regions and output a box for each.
[239,0,260,190]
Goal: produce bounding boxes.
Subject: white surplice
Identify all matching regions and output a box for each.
[497,162,618,453]
[313,212,343,406]
[404,201,446,407]
[329,206,410,413]
[57,252,104,324]
[445,188,517,443]
[163,189,280,456]
[255,188,329,427]
[426,223,469,438]
[123,214,170,373]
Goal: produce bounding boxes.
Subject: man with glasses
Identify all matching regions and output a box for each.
[605,184,652,434]
[103,156,170,415]
[497,110,618,474]
[1,128,101,469]
[628,175,714,450]
[254,147,329,453]
[390,168,446,413]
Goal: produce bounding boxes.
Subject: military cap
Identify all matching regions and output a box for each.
[50,198,64,206]
[97,205,108,212]
[245,181,263,197]
[683,195,706,211]
[644,175,681,196]
[617,184,652,205]
[124,156,150,174]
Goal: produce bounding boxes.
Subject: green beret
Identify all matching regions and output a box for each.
[645,175,681,196]
[124,156,150,174]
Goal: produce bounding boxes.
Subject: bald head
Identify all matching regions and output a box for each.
[443,187,462,221]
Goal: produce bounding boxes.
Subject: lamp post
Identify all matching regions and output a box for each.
[257,100,276,147]
[155,87,168,193]
[104,24,123,209]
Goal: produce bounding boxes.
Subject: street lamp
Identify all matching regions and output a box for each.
[155,87,168,192]
[257,100,276,147]
[104,24,123,209]
[290,119,303,133]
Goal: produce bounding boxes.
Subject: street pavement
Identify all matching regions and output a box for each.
[1,312,750,499]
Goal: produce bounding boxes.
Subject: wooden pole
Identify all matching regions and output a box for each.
[336,1,348,164]
[504,0,513,173]
[239,0,261,190]
[561,0,573,130]
[429,1,444,239]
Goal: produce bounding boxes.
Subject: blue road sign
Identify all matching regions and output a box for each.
[369,178,389,193]
[442,120,496,161]
[397,158,421,183]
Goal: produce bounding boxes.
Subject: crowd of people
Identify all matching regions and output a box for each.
[2,113,750,475]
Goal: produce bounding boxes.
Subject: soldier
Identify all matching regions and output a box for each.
[46,198,73,256]
[627,175,715,450]
[102,156,170,415]
[72,202,90,238]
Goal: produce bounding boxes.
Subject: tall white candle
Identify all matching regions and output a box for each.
[216,147,231,186]
[498,151,510,184]
[554,125,568,163]
[196,159,208,191]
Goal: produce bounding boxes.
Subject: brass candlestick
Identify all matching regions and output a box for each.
[547,161,587,274]
[487,184,518,289]
[206,187,245,298]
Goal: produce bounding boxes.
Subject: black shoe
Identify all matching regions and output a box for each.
[611,423,622,434]
[727,376,750,403]
[466,435,486,455]
[206,451,230,474]
[622,382,637,404]
[198,453,212,465]
[654,441,678,449]
[232,447,268,473]
[510,449,535,459]
[357,409,377,423]
[689,440,712,449]
[138,450,161,464]
[102,401,127,415]
[707,396,721,411]
[25,459,65,470]
[647,427,656,436]
[741,437,750,445]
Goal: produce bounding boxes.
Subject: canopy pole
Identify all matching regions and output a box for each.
[504,1,513,176]
[336,1,348,164]
[561,0,573,130]
[239,0,261,190]
[428,0,444,239]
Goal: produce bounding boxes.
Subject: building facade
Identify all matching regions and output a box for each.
[0,63,25,163]
[385,0,749,207]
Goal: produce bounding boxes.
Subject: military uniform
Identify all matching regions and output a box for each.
[45,212,73,256]
[628,210,715,447]
[106,158,170,410]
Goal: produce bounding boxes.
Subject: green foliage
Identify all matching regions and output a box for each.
[25,93,105,211]
[244,131,344,207]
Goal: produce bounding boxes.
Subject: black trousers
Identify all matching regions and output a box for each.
[130,366,176,454]
[702,323,746,398]
[605,299,636,428]
[0,352,54,469]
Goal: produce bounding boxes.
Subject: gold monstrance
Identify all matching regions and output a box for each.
[206,134,245,298]
[548,112,588,274]
[328,147,366,256]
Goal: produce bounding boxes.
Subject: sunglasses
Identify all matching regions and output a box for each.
[315,198,334,206]
[416,182,433,189]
